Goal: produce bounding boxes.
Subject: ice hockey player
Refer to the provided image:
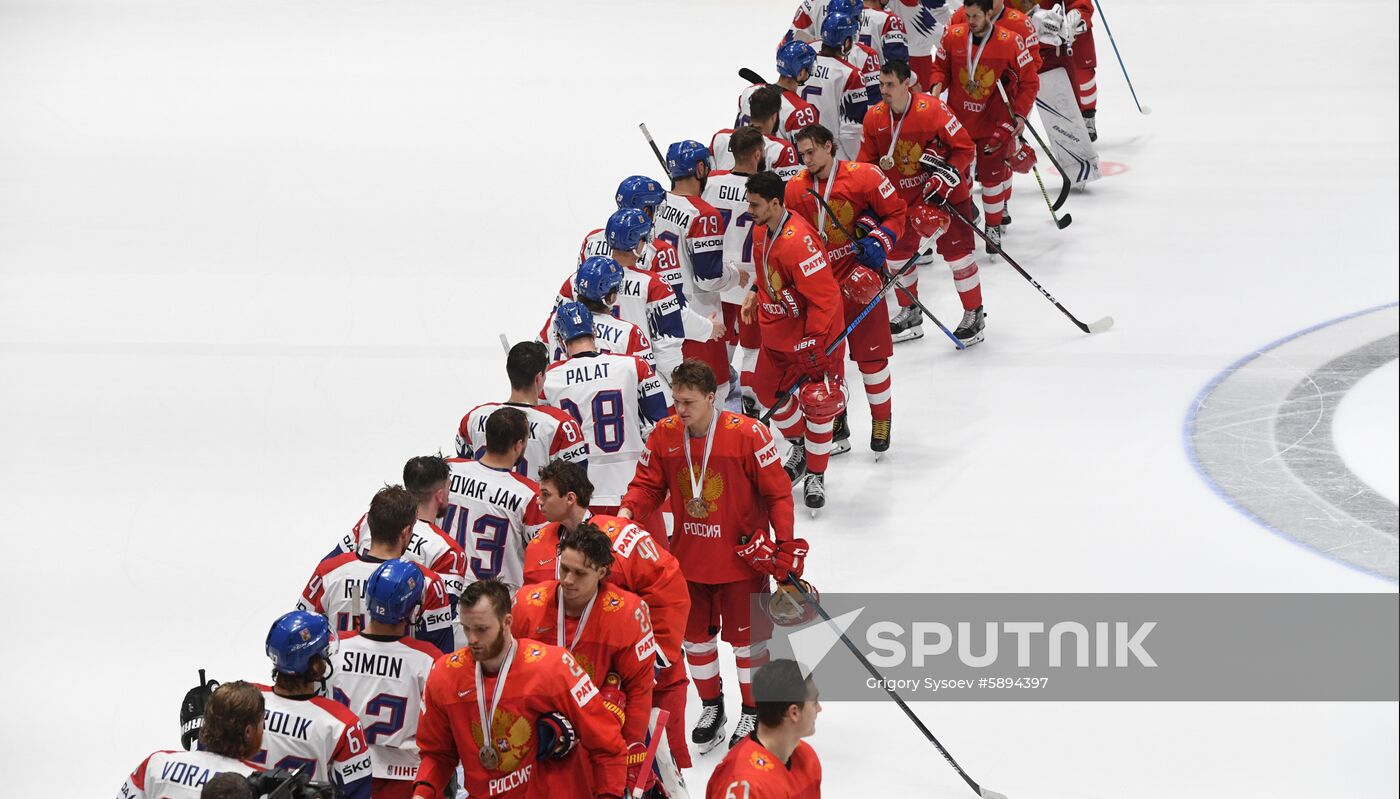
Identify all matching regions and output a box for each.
[119,681,265,798]
[712,86,803,181]
[652,141,739,407]
[805,12,879,160]
[326,560,443,799]
[786,124,906,456]
[950,0,1041,67]
[542,300,670,518]
[740,172,848,509]
[327,456,468,603]
[702,126,769,414]
[736,41,820,144]
[619,359,803,750]
[859,59,986,345]
[443,407,548,592]
[859,0,911,64]
[410,579,629,799]
[540,257,657,370]
[259,611,373,799]
[929,0,1040,250]
[524,459,692,772]
[887,0,952,90]
[301,486,456,653]
[559,210,693,384]
[511,526,659,796]
[1016,0,1098,139]
[455,340,589,482]
[704,659,822,799]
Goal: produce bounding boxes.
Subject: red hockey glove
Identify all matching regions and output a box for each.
[793,336,828,379]
[775,537,810,579]
[919,154,961,205]
[536,711,578,760]
[599,676,626,728]
[983,121,1016,156]
[841,265,883,305]
[626,741,656,795]
[735,532,778,573]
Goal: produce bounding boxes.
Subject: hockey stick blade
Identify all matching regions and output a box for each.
[498,333,510,354]
[738,67,769,85]
[1056,213,1073,229]
[980,789,1008,799]
[1087,316,1115,334]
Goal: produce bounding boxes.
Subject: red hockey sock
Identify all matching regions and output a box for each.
[735,644,770,707]
[683,637,722,701]
[949,254,983,309]
[804,413,836,474]
[982,178,1012,227]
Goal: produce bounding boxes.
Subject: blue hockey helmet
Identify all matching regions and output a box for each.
[365,559,425,625]
[266,610,336,675]
[821,10,859,50]
[576,256,625,301]
[605,208,652,253]
[826,0,860,20]
[776,40,818,79]
[615,175,667,214]
[554,300,595,343]
[665,140,712,179]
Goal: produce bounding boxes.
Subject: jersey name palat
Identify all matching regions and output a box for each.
[265,709,314,741]
[565,361,613,385]
[342,650,405,678]
[656,203,691,228]
[448,472,526,513]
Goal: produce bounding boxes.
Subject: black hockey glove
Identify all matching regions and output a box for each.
[180,669,219,750]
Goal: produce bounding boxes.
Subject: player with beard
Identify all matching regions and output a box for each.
[411,580,629,799]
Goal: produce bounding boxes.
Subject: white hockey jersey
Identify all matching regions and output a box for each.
[329,517,467,600]
[576,228,713,345]
[539,306,656,370]
[651,192,734,323]
[326,632,441,782]
[556,266,686,388]
[701,170,762,305]
[443,457,547,592]
[119,749,259,799]
[456,401,588,482]
[297,554,457,655]
[256,686,373,799]
[709,128,804,181]
[860,7,910,63]
[541,351,670,507]
[807,53,875,159]
[889,0,949,58]
[735,84,820,144]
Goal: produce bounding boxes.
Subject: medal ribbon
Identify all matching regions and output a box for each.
[965,25,991,92]
[760,211,790,304]
[475,639,518,757]
[814,160,840,241]
[682,407,721,512]
[556,587,598,650]
[883,99,912,166]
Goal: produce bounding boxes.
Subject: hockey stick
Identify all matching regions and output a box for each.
[629,708,671,798]
[738,67,769,85]
[757,257,919,425]
[784,573,1007,799]
[942,200,1112,334]
[1091,0,1151,115]
[638,123,668,173]
[804,188,966,350]
[498,333,510,355]
[994,81,1072,217]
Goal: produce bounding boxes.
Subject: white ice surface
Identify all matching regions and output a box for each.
[0,0,1396,796]
[1334,359,1399,505]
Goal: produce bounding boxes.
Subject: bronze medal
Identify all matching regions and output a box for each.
[879,154,895,171]
[479,743,500,770]
[686,496,709,519]
[964,79,978,94]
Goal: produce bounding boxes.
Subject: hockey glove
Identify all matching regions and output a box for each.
[983,121,1017,156]
[735,532,778,574]
[793,336,828,379]
[775,537,810,579]
[853,211,897,261]
[919,155,961,205]
[626,741,658,795]
[536,711,578,760]
[1030,4,1066,48]
[841,265,883,306]
[1063,8,1087,39]
[180,669,219,751]
[599,675,627,727]
[851,236,888,270]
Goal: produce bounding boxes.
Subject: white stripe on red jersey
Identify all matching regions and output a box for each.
[542,351,669,507]
[326,632,441,781]
[256,686,372,799]
[443,457,546,592]
[456,401,588,483]
[120,749,260,799]
[735,85,819,144]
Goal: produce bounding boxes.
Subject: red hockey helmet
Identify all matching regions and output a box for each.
[841,265,883,306]
[798,375,846,419]
[768,579,820,626]
[908,203,950,240]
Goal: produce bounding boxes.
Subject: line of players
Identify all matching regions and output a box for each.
[118,1,1109,797]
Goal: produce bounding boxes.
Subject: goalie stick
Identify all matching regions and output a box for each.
[803,188,966,350]
[783,573,1008,799]
[940,200,1113,334]
[994,81,1072,216]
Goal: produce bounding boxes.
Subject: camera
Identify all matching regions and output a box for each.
[243,767,341,798]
